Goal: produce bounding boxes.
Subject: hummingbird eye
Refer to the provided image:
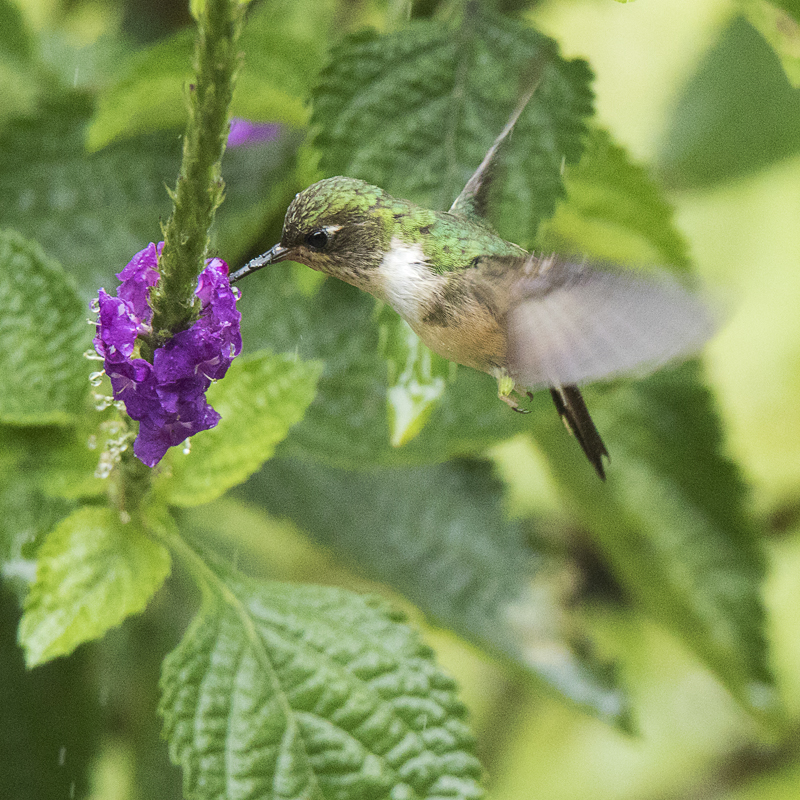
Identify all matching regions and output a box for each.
[304,229,329,251]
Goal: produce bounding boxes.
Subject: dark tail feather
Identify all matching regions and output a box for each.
[549,385,609,480]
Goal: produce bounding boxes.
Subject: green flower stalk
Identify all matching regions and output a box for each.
[148,0,246,340]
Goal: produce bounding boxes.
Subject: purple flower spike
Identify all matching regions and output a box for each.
[94,244,242,468]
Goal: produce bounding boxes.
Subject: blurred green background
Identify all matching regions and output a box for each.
[4,0,800,798]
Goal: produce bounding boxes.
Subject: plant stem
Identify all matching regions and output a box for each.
[149,0,245,340]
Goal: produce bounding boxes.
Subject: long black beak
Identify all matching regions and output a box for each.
[229,243,290,284]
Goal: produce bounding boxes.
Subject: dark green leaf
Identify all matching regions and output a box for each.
[0,95,178,301]
[0,230,90,425]
[312,6,593,243]
[19,506,171,667]
[658,16,800,188]
[1,590,100,800]
[160,568,484,800]
[156,351,322,507]
[244,457,629,726]
[536,362,775,715]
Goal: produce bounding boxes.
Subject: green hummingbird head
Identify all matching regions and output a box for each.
[231,176,400,287]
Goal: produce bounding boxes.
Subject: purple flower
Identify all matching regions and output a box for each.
[227,118,281,148]
[94,243,242,467]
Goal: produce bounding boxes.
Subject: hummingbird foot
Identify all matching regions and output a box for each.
[496,376,533,414]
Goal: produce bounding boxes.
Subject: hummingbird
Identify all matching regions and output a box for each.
[230,95,712,480]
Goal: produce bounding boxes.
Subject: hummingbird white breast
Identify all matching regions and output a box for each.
[377,236,444,325]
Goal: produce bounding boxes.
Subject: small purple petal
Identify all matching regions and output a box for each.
[227,118,281,148]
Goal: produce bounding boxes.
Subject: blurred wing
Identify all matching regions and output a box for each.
[506,259,715,390]
[449,79,541,220]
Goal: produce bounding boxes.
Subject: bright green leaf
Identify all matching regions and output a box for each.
[160,568,484,800]
[378,306,456,447]
[19,506,171,667]
[539,127,691,269]
[245,457,628,726]
[156,351,322,507]
[536,363,775,716]
[0,230,90,425]
[312,5,593,243]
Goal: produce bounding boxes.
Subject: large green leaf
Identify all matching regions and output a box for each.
[18,506,171,667]
[244,457,628,726]
[744,0,800,86]
[312,4,593,244]
[536,363,774,715]
[160,567,484,800]
[0,231,90,425]
[0,94,179,300]
[156,350,322,507]
[658,15,800,188]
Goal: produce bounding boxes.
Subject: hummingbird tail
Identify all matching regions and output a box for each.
[549,385,609,481]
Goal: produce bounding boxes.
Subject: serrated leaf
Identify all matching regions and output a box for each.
[18,506,171,667]
[0,230,90,425]
[538,127,691,268]
[312,6,593,241]
[0,95,178,300]
[536,362,775,715]
[245,457,628,726]
[87,0,334,150]
[658,15,800,188]
[160,569,484,800]
[156,351,322,507]
[378,306,456,447]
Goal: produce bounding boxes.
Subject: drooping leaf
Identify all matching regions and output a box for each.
[18,506,171,667]
[312,4,593,243]
[536,362,775,715]
[160,567,484,800]
[0,95,178,300]
[0,230,90,425]
[244,457,629,726]
[378,306,456,447]
[156,350,322,507]
[658,15,800,188]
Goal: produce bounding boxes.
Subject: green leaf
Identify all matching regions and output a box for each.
[0,230,90,425]
[0,94,178,300]
[538,127,690,268]
[87,0,335,151]
[160,569,484,800]
[378,306,456,447]
[244,457,628,726]
[658,15,800,188]
[156,351,322,507]
[536,363,775,715]
[18,506,171,667]
[312,6,593,242]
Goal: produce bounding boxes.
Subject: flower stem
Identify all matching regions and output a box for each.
[149,0,245,340]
